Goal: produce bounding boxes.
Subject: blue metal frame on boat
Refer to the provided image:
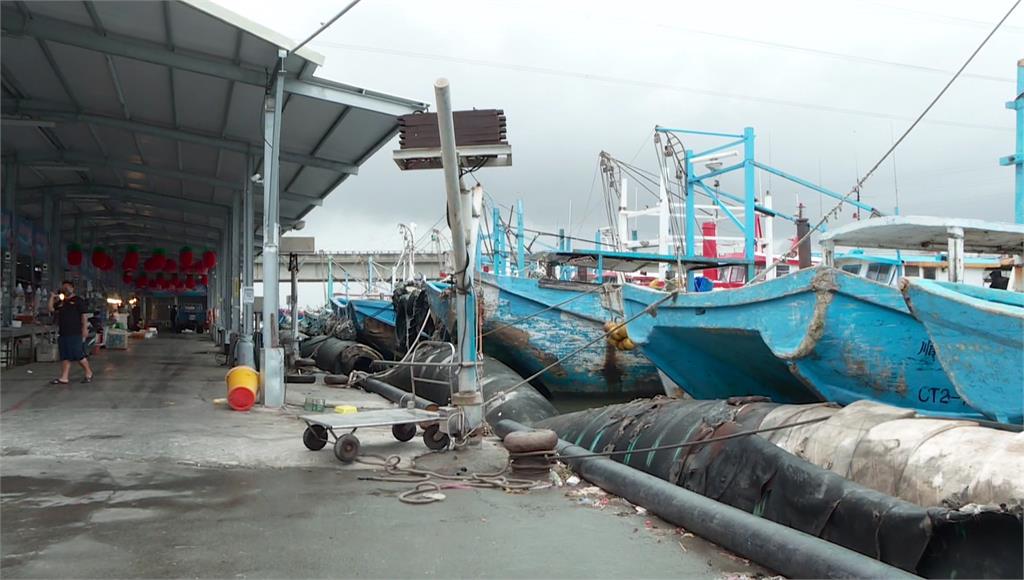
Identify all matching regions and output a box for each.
[425,274,666,398]
[997,59,1022,223]
[620,266,988,420]
[901,279,1023,424]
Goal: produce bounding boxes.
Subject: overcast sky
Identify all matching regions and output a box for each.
[223,0,1022,304]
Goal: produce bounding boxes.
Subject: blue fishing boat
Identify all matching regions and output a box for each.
[619,267,974,414]
[619,216,1023,422]
[424,273,667,398]
[330,296,400,358]
[901,279,1023,424]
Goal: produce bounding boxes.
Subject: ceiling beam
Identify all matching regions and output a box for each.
[64,223,219,242]
[1,7,268,86]
[23,184,230,215]
[14,151,240,190]
[61,213,224,236]
[284,78,427,117]
[87,235,220,250]
[4,99,360,175]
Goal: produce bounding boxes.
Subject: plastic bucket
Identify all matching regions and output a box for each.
[225,365,259,411]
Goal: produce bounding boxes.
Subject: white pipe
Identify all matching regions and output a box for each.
[434,78,482,430]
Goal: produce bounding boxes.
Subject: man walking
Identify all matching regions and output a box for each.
[48,280,94,384]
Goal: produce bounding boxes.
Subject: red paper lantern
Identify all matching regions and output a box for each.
[185,275,196,290]
[150,249,167,271]
[179,246,194,269]
[202,249,217,269]
[102,253,115,271]
[163,258,177,273]
[91,247,108,269]
[122,272,134,285]
[199,274,209,286]
[67,243,84,267]
[123,245,140,270]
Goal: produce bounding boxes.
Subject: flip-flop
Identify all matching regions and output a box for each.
[50,379,69,385]
[81,376,93,384]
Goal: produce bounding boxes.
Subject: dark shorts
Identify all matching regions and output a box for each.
[58,335,86,361]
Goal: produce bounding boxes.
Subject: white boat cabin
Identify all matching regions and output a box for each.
[821,216,1024,291]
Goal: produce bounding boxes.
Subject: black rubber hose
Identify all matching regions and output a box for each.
[493,420,918,580]
[376,344,557,426]
[359,376,438,411]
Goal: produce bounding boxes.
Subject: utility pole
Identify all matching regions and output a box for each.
[434,79,483,431]
[392,79,511,436]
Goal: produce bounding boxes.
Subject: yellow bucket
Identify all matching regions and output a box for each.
[225,365,259,411]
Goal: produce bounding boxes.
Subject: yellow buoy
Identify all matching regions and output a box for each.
[610,325,629,341]
[619,338,636,351]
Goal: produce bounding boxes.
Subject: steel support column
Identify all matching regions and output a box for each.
[220,233,230,347]
[40,193,54,294]
[3,162,16,325]
[238,155,255,367]
[261,52,286,408]
[230,190,241,342]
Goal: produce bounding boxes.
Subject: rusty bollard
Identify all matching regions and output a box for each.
[503,429,558,475]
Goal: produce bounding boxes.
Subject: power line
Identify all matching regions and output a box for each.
[292,0,363,55]
[651,22,1014,84]
[856,0,1024,34]
[313,41,1007,132]
[753,0,1021,283]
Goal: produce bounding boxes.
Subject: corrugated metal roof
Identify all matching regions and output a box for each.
[1,0,427,247]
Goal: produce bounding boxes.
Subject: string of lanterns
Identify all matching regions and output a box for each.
[66,243,218,294]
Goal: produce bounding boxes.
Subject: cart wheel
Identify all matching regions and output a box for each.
[334,433,361,463]
[392,423,417,442]
[302,425,328,451]
[422,424,450,451]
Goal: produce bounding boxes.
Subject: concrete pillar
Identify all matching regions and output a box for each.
[260,51,286,407]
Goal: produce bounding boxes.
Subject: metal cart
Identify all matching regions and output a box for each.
[299,341,460,463]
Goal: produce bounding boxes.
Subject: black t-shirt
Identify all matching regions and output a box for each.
[55,296,88,336]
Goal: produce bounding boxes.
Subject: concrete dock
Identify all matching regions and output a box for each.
[1,335,771,578]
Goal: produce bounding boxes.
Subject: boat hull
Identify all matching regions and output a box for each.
[330,297,399,358]
[622,267,987,419]
[901,279,1023,424]
[426,275,665,397]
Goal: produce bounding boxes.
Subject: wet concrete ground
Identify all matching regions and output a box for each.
[1,334,770,578]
